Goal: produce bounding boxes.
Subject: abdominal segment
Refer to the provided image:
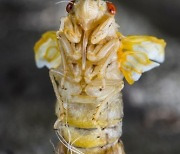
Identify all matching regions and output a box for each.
[53,77,124,154]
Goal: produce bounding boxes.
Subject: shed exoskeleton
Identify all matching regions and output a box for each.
[34,0,166,153]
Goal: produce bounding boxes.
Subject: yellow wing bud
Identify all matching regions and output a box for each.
[34,31,61,69]
[121,35,166,63]
[118,34,166,84]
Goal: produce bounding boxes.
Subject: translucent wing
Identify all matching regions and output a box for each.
[118,34,166,84]
[34,31,61,69]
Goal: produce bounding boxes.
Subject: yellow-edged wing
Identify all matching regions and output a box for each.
[34,31,61,69]
[118,33,166,84]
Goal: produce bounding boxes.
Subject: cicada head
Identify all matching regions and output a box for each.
[66,0,117,30]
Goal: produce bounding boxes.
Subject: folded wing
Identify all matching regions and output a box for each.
[118,34,166,84]
[34,31,61,69]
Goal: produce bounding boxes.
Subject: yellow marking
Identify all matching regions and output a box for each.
[34,31,57,53]
[117,34,166,84]
[34,31,61,69]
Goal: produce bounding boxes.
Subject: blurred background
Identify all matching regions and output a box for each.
[0,0,180,153]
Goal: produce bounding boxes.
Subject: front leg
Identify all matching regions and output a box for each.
[91,17,116,44]
[87,38,120,62]
[57,32,81,61]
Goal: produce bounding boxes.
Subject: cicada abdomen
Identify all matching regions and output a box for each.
[34,0,166,153]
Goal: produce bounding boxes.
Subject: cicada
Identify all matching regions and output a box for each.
[34,0,166,153]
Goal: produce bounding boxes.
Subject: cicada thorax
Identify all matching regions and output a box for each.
[49,1,125,153]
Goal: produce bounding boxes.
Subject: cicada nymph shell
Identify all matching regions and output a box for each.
[34,0,166,153]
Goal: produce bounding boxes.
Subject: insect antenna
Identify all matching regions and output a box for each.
[53,0,72,5]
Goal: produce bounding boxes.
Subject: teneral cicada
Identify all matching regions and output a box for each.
[34,0,166,153]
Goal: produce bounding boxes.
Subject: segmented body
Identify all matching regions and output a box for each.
[50,7,125,153]
[34,0,166,153]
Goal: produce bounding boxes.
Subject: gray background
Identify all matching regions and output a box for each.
[0,0,180,153]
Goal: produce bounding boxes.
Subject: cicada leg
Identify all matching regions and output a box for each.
[92,84,124,123]
[91,17,115,44]
[49,69,65,121]
[87,39,120,62]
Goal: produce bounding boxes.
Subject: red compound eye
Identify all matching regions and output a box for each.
[66,0,75,13]
[106,2,116,15]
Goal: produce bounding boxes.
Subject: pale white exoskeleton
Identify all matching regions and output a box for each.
[34,0,166,153]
